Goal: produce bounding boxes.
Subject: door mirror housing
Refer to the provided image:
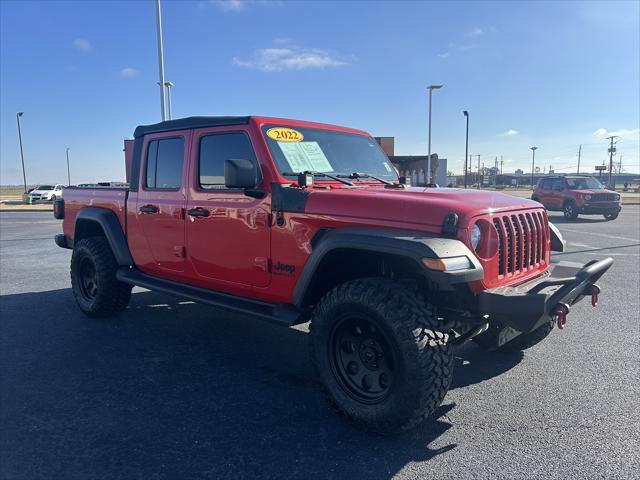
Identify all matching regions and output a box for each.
[225,159,257,189]
[224,159,264,198]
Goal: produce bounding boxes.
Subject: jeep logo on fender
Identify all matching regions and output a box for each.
[274,261,295,275]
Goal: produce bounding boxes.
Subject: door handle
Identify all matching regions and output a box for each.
[139,204,159,214]
[187,208,210,218]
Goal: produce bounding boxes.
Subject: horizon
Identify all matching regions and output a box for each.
[1,0,639,185]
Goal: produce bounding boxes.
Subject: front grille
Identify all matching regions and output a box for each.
[492,210,547,277]
[592,193,617,202]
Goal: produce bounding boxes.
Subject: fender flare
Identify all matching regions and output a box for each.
[292,228,484,307]
[74,208,133,266]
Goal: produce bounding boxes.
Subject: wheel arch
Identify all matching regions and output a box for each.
[293,228,483,308]
[74,208,133,266]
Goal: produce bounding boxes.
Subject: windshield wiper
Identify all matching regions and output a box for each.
[338,172,404,188]
[282,171,355,186]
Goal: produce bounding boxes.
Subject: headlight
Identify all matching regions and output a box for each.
[470,224,482,251]
[584,194,592,201]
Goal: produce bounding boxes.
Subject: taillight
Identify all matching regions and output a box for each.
[53,198,64,219]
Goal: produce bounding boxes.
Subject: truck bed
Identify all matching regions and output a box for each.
[62,186,129,242]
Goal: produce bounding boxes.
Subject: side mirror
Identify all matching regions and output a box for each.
[225,159,257,189]
[224,159,264,198]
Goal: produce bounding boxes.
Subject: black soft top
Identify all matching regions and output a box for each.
[133,116,251,138]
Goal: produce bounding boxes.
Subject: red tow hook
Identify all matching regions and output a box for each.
[553,303,570,329]
[590,284,601,307]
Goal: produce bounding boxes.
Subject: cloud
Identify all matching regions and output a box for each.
[499,129,519,136]
[211,0,282,11]
[119,67,140,78]
[593,127,640,139]
[233,47,347,72]
[437,52,450,59]
[465,28,483,38]
[214,0,245,11]
[73,38,92,52]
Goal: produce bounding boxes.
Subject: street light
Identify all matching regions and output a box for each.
[463,110,469,188]
[16,112,27,194]
[66,148,71,186]
[427,84,443,185]
[158,81,174,120]
[155,0,167,121]
[530,146,538,190]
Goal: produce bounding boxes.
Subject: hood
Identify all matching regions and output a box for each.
[571,189,616,195]
[303,186,541,230]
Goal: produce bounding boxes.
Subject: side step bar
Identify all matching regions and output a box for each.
[116,267,305,327]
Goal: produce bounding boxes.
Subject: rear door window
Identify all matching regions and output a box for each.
[145,137,184,190]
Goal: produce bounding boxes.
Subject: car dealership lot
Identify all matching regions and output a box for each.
[1,210,638,479]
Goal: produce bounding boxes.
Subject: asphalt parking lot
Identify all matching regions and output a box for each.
[1,209,639,480]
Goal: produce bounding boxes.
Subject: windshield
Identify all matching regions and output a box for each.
[36,185,53,190]
[261,125,397,181]
[566,177,604,190]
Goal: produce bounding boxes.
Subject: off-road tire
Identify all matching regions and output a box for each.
[531,196,540,203]
[563,201,578,220]
[603,212,619,221]
[71,237,131,318]
[310,278,453,434]
[50,195,56,202]
[500,319,554,351]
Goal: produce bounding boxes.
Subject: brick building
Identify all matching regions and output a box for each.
[374,137,447,186]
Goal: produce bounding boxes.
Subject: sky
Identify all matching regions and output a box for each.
[1,0,639,185]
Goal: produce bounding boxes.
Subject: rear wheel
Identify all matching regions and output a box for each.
[71,237,131,318]
[310,278,453,434]
[563,201,578,220]
[603,212,619,221]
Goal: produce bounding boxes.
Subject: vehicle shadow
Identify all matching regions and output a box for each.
[546,213,610,224]
[1,288,521,480]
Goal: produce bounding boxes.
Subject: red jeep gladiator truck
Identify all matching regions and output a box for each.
[532,175,622,221]
[54,116,613,433]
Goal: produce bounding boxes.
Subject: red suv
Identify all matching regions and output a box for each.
[532,175,621,220]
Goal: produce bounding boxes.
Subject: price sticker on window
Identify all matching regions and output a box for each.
[266,127,304,143]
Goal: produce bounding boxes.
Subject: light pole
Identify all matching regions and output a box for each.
[427,84,443,185]
[155,0,167,121]
[66,148,71,186]
[16,112,27,194]
[463,110,469,188]
[530,146,538,190]
[165,81,175,120]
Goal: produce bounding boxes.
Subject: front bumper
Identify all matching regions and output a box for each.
[578,203,621,214]
[477,257,613,333]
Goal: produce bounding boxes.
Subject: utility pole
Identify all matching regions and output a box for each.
[16,112,27,194]
[606,135,618,189]
[494,156,498,186]
[530,146,538,190]
[463,110,469,188]
[155,0,167,121]
[66,148,71,186]
[477,154,481,189]
[577,144,581,175]
[500,155,503,175]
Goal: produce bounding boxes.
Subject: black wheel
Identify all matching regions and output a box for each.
[71,237,131,318]
[563,202,578,220]
[310,278,453,434]
[500,319,554,352]
[531,196,540,203]
[603,212,619,221]
[50,195,56,202]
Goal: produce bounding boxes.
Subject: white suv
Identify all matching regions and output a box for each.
[28,184,64,202]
